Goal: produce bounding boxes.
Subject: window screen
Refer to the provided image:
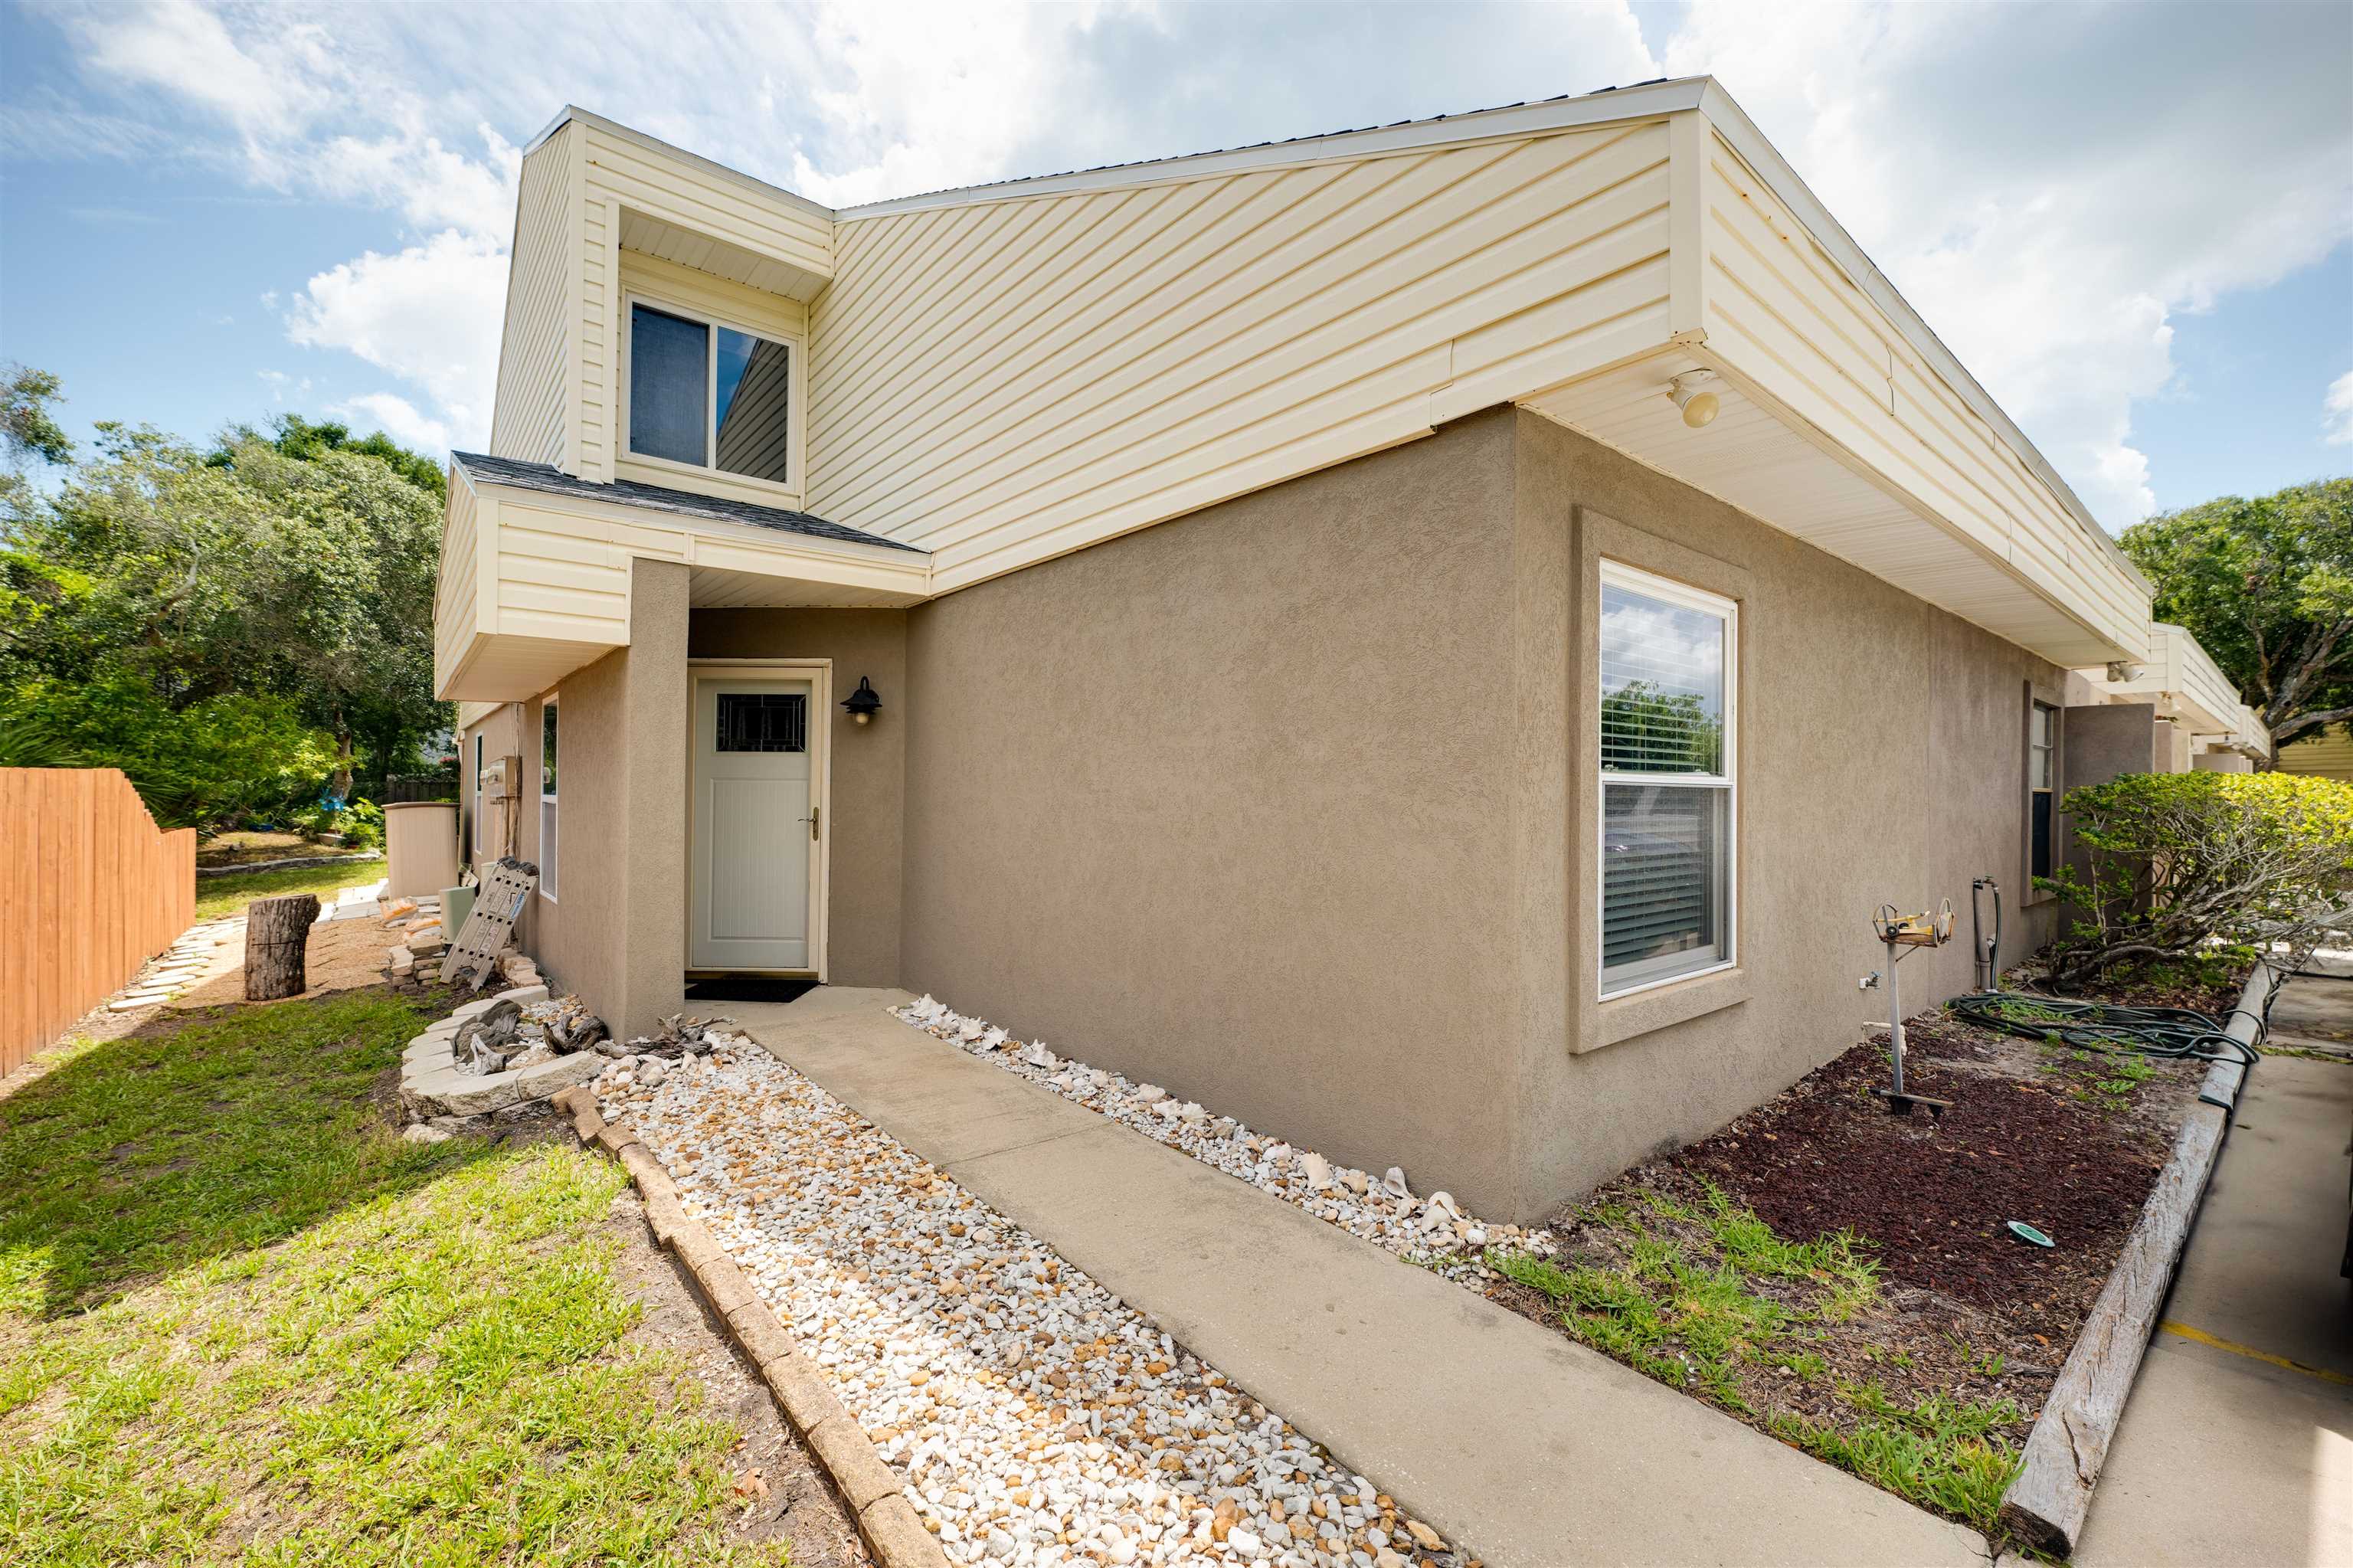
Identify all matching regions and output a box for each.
[1600,564,1735,995]
[630,304,709,466]
[717,692,807,753]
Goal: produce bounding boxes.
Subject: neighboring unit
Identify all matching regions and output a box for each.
[440,77,2187,1219]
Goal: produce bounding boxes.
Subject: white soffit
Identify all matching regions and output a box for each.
[687,564,928,611]
[618,207,830,302]
[1525,355,2129,668]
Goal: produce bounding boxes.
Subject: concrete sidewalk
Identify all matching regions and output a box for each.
[730,987,1987,1568]
[2064,978,2353,1568]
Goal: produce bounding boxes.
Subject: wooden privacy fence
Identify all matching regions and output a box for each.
[0,768,197,1075]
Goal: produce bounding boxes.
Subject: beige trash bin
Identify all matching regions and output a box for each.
[383,801,461,901]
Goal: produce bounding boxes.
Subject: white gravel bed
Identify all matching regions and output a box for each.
[889,998,1555,1284]
[596,1041,1471,1568]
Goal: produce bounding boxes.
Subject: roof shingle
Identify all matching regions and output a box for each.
[451,452,922,554]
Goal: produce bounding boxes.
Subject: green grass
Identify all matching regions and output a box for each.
[195,861,385,922]
[0,994,784,1566]
[1491,1180,2022,1532]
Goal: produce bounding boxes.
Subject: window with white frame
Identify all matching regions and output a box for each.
[628,300,794,486]
[2028,699,2057,882]
[470,732,483,863]
[538,696,559,900]
[1599,561,1736,997]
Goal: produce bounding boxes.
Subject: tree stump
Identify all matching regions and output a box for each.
[244,894,319,1000]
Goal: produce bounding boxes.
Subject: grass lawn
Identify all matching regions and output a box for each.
[1490,1180,2024,1533]
[0,993,788,1566]
[195,861,385,922]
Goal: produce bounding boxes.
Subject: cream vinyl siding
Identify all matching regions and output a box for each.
[808,123,1674,591]
[612,249,808,506]
[433,476,931,702]
[434,466,483,680]
[2279,731,2353,781]
[489,127,574,468]
[574,121,833,486]
[1692,130,2148,660]
[2074,623,2270,751]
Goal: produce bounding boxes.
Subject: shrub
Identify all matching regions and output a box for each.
[2040,771,2353,985]
[0,670,335,830]
[340,797,385,851]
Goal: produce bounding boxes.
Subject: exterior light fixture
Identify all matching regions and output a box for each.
[841,676,882,725]
[1667,372,1721,430]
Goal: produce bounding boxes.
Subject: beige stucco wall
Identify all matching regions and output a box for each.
[687,608,909,987]
[533,558,690,1038]
[901,411,1531,1210]
[898,408,2065,1219]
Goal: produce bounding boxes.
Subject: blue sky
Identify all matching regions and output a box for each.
[3,0,2348,525]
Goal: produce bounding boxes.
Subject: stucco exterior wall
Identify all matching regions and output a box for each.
[1510,411,2063,1213]
[532,558,690,1037]
[898,408,2065,1219]
[687,608,909,986]
[901,411,1530,1209]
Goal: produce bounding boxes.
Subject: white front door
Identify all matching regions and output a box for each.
[690,676,814,970]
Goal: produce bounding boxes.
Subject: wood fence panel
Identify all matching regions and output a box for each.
[0,768,199,1076]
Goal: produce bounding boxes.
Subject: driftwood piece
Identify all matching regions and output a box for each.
[1995,963,2268,1556]
[244,894,319,1000]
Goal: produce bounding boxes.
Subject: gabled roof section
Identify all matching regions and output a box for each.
[452,453,922,553]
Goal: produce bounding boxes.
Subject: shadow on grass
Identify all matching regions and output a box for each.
[0,989,493,1320]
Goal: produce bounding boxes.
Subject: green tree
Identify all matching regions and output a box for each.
[2,375,450,817]
[2,362,74,469]
[2119,478,2353,757]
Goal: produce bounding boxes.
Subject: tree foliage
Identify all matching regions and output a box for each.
[2039,771,2353,985]
[0,372,449,824]
[2119,478,2353,755]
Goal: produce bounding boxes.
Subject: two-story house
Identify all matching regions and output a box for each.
[438,76,2162,1220]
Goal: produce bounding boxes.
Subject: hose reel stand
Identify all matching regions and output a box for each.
[1862,899,1956,1118]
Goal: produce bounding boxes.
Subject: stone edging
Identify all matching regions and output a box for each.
[1995,960,2273,1556]
[550,1085,950,1568]
[195,853,385,879]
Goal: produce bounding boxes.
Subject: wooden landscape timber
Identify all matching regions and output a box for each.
[1995,961,2273,1556]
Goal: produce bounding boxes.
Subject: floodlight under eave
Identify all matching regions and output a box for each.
[1667,372,1721,430]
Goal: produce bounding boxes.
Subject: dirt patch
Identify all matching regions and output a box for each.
[603,1174,867,1563]
[1494,994,2214,1533]
[172,918,411,1010]
[1675,1015,2200,1340]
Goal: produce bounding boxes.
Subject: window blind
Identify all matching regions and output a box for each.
[1599,567,1734,995]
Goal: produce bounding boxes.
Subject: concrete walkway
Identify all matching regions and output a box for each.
[729,987,1987,1568]
[2064,977,2353,1568]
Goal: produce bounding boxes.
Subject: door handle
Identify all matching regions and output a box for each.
[807,804,820,841]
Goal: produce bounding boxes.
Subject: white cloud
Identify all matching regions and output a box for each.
[285,231,507,448]
[2327,371,2353,447]
[335,391,453,455]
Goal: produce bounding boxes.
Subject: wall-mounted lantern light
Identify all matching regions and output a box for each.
[842,676,883,725]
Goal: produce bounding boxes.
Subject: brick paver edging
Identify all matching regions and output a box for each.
[551,1085,951,1568]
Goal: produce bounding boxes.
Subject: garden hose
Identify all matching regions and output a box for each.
[1947,977,2274,1070]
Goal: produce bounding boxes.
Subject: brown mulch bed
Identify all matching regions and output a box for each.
[1491,966,2240,1532]
[1676,1013,2201,1344]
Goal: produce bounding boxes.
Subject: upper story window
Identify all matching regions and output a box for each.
[628,301,793,486]
[1599,561,1737,998]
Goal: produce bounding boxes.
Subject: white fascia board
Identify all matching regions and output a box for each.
[1690,81,2145,596]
